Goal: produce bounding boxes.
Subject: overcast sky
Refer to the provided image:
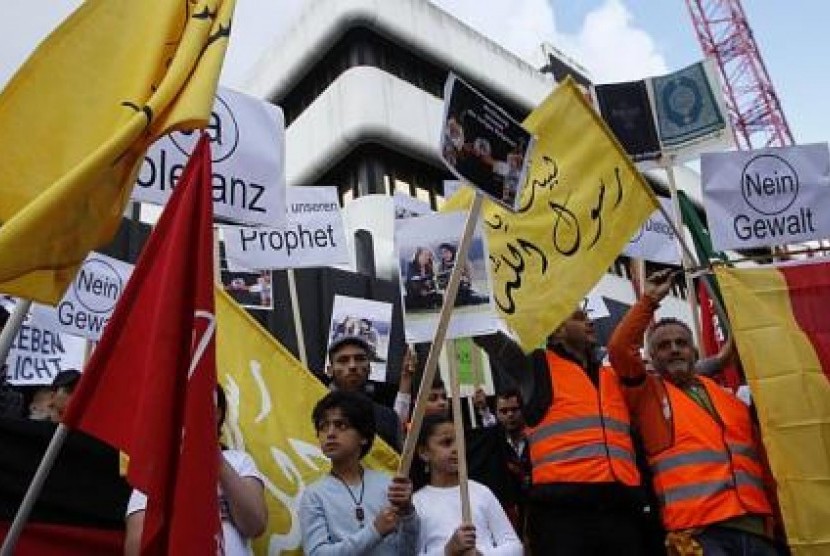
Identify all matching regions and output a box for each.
[2,0,827,146]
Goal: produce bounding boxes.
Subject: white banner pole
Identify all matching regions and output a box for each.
[287,269,308,367]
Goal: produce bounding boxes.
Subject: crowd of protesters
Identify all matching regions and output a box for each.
[299,268,783,556]
[0,269,785,555]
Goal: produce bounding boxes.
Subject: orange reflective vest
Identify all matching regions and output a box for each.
[527,351,640,486]
[648,377,771,530]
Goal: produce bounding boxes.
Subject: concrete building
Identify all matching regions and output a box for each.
[244,0,698,353]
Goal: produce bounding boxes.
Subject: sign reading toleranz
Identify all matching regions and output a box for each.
[702,143,830,250]
[132,86,286,226]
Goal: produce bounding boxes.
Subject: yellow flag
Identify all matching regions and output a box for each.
[216,288,399,555]
[0,0,235,304]
[444,78,658,351]
[717,263,830,556]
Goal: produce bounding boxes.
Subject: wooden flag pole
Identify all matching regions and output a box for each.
[664,163,704,346]
[399,192,484,477]
[447,338,473,524]
[287,269,308,367]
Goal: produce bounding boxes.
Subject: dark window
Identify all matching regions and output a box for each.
[279,27,528,125]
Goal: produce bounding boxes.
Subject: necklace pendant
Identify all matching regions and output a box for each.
[355,506,365,524]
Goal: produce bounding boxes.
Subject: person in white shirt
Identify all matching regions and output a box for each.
[124,386,268,556]
[411,414,522,556]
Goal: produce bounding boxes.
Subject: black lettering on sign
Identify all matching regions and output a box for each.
[517,156,559,213]
[492,238,548,315]
[548,195,580,256]
[248,184,265,213]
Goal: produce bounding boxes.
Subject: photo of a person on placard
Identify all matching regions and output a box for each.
[331,316,385,363]
[442,113,465,167]
[404,247,442,311]
[435,242,489,307]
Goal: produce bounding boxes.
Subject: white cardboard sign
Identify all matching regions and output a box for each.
[3,299,86,386]
[30,252,134,340]
[222,187,349,270]
[624,197,680,265]
[327,295,393,382]
[132,86,286,226]
[395,211,499,342]
[702,143,830,250]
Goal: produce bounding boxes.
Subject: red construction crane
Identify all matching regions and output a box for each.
[685,0,795,149]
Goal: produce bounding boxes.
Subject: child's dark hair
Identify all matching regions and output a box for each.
[312,391,376,458]
[410,413,454,490]
[497,386,523,406]
[416,412,453,447]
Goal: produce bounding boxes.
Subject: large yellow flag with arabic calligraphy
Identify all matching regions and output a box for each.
[0,0,235,304]
[444,78,658,351]
[215,288,399,556]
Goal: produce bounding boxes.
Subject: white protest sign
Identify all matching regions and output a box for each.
[4,302,85,386]
[585,293,610,319]
[30,252,133,340]
[132,86,286,226]
[440,75,535,211]
[222,186,348,270]
[328,295,393,382]
[702,143,830,250]
[395,211,499,342]
[624,197,680,265]
[393,192,432,220]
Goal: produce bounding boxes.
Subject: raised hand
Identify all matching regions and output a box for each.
[644,268,680,302]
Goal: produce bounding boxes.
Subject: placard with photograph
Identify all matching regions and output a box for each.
[440,74,534,211]
[396,211,499,342]
[327,295,393,382]
[220,268,274,311]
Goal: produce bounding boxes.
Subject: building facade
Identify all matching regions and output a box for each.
[244,0,696,351]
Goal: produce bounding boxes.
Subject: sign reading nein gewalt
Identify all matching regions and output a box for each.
[702,143,830,250]
[31,252,134,341]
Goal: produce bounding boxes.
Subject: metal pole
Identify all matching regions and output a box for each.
[0,424,70,556]
[664,164,704,346]
[654,188,731,338]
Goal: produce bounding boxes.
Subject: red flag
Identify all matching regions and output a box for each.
[63,134,220,555]
[697,280,741,391]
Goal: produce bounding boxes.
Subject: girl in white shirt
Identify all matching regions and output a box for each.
[411,414,523,556]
